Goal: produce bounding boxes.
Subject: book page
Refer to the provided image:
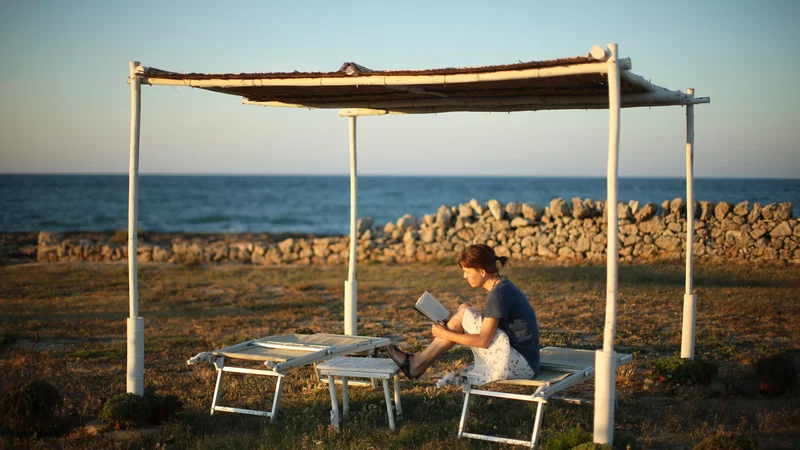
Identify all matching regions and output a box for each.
[414,291,450,323]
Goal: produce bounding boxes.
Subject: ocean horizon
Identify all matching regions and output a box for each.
[1,174,798,234]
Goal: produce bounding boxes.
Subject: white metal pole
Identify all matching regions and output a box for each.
[127,61,144,395]
[681,88,697,359]
[594,43,620,446]
[344,116,358,336]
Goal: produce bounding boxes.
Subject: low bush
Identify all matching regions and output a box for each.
[755,352,797,395]
[0,380,62,435]
[99,393,152,429]
[573,444,612,450]
[546,427,592,450]
[654,354,718,385]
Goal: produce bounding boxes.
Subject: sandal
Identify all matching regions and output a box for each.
[387,345,418,380]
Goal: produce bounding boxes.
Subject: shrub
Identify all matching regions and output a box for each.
[573,444,613,450]
[0,380,62,435]
[693,433,757,449]
[654,354,718,385]
[99,393,152,429]
[546,427,592,450]
[755,352,797,395]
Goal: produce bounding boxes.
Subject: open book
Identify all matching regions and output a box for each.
[414,291,451,324]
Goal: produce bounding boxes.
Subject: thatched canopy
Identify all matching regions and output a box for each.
[136,52,709,114]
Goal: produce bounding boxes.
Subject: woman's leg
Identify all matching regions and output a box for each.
[408,303,472,376]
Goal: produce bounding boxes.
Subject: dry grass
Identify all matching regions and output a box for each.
[0,260,799,449]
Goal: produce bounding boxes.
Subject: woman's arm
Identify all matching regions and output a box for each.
[431,317,500,349]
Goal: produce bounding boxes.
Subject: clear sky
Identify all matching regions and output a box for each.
[0,0,798,178]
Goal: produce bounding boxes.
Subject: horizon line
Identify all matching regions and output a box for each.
[1,172,799,181]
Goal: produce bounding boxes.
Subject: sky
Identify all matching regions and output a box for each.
[0,0,798,178]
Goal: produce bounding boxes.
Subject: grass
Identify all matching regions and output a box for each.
[0,260,798,449]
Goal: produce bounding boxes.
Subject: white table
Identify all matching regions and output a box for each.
[317,356,403,431]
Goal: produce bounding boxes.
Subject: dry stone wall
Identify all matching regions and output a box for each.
[37,198,799,265]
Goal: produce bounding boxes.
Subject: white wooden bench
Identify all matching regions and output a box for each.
[317,356,403,431]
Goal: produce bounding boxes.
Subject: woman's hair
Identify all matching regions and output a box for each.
[458,244,508,274]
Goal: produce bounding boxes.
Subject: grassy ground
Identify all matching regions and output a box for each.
[0,259,798,449]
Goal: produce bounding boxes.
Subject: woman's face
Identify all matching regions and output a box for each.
[462,266,487,288]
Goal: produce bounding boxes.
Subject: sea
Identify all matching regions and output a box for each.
[1,175,798,235]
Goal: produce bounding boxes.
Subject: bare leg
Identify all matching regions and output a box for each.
[408,304,471,376]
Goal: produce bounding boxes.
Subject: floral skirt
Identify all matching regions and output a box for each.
[461,307,535,385]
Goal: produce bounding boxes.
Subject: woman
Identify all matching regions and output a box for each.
[388,244,540,382]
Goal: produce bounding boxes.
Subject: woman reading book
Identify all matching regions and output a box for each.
[388,244,540,382]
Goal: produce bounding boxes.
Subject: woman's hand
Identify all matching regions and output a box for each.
[431,321,448,338]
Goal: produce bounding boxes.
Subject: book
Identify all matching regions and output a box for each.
[414,291,451,324]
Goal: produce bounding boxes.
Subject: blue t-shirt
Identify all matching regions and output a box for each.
[484,278,540,374]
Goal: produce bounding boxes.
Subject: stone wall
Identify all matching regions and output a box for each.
[36,198,799,265]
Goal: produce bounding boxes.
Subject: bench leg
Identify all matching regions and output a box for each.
[210,367,225,415]
[457,388,471,437]
[270,375,285,423]
[382,379,396,431]
[342,376,349,417]
[530,401,545,449]
[327,375,340,430]
[392,375,403,420]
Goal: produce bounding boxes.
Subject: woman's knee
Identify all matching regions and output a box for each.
[457,303,473,312]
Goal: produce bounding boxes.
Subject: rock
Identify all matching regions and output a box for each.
[397,214,419,232]
[617,202,631,220]
[750,226,768,240]
[670,198,686,217]
[550,198,570,218]
[357,217,374,233]
[558,247,576,258]
[655,235,682,251]
[638,217,665,234]
[660,200,671,217]
[668,222,683,233]
[575,236,591,252]
[420,228,436,243]
[628,200,640,215]
[635,202,658,222]
[572,197,591,219]
[747,203,762,223]
[714,201,731,220]
[537,244,556,258]
[458,203,474,218]
[384,222,397,234]
[487,199,504,220]
[770,222,793,238]
[510,217,531,228]
[436,204,453,228]
[278,238,295,254]
[698,201,714,221]
[152,246,171,262]
[38,231,63,246]
[733,201,749,216]
[521,202,545,220]
[422,214,436,226]
[505,202,521,217]
[469,198,484,215]
[456,228,474,242]
[775,202,793,221]
[761,203,776,221]
[402,230,417,245]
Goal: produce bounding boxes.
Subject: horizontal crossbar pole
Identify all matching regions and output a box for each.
[469,389,546,403]
[222,366,280,376]
[213,406,272,417]
[460,432,532,447]
[551,395,593,405]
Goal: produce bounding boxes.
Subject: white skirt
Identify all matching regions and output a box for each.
[461,307,535,385]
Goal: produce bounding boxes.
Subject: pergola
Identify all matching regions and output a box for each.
[125,44,709,445]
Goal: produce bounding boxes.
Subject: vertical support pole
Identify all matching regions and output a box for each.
[681,88,697,360]
[594,43,620,447]
[344,116,358,336]
[127,61,144,396]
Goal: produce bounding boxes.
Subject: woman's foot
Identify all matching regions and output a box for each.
[387,345,421,380]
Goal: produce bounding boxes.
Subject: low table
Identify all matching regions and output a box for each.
[316,356,403,431]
